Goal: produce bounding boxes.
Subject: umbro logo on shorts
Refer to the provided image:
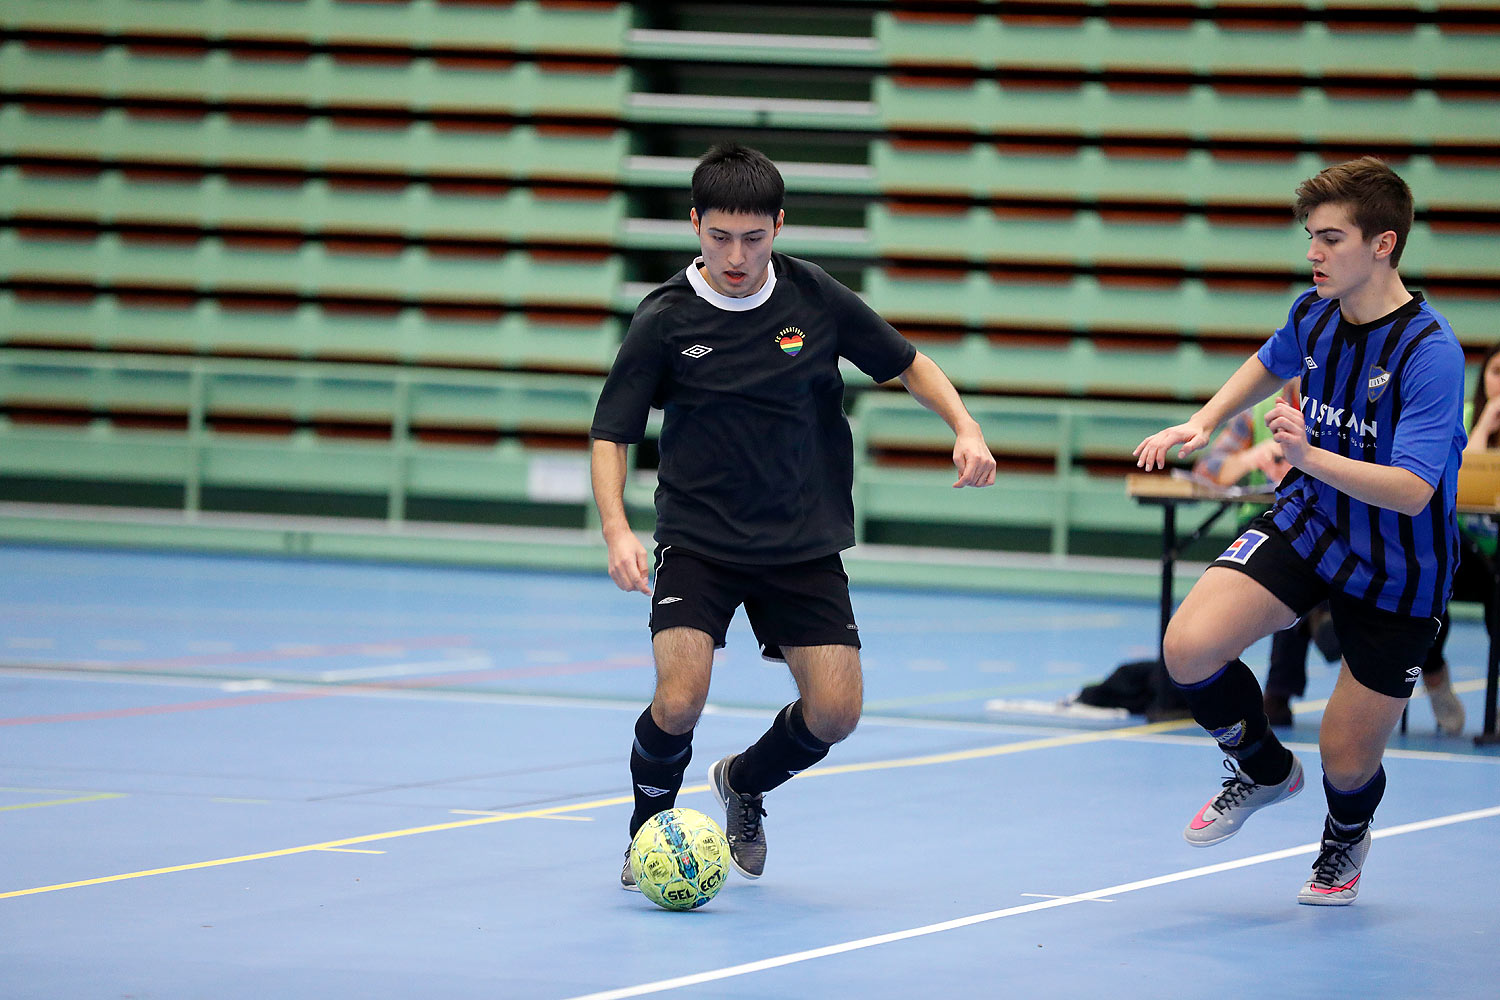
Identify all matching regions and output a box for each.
[657,596,683,605]
[1405,667,1422,682]
[681,345,713,358]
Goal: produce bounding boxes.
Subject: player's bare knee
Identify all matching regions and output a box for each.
[1162,620,1218,682]
[650,687,706,734]
[802,695,860,744]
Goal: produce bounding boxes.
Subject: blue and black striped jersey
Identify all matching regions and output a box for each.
[1257,289,1466,619]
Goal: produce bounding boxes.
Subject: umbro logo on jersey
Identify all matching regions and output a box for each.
[656,596,683,605]
[636,784,673,798]
[681,345,713,358]
[1305,357,1318,369]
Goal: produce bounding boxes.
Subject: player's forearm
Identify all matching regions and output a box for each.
[1297,449,1435,517]
[589,438,635,540]
[897,352,981,436]
[1194,358,1285,435]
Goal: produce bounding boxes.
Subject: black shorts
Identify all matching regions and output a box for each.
[1211,515,1441,699]
[649,545,860,662]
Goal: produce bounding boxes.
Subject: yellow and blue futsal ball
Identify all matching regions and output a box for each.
[629,807,729,911]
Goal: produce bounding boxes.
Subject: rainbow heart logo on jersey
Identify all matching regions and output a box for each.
[775,327,804,357]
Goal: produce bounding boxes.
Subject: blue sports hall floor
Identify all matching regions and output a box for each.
[2,543,1497,999]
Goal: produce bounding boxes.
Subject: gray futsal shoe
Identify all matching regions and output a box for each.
[709,754,767,879]
[1183,755,1304,847]
[1298,828,1372,906]
[621,847,639,892]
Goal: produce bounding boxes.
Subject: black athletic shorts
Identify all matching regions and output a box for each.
[649,544,860,662]
[1211,515,1441,699]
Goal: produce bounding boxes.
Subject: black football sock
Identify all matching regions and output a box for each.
[1172,658,1293,785]
[729,701,833,796]
[1323,766,1385,841]
[628,706,693,838]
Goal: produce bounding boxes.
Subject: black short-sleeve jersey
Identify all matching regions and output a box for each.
[591,251,918,564]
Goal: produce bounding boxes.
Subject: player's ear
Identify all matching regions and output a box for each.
[1372,229,1397,261]
[774,210,784,235]
[690,207,700,234]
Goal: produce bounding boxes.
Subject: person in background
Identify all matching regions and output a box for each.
[1414,341,1500,732]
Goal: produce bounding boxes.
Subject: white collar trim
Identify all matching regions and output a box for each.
[685,257,776,311]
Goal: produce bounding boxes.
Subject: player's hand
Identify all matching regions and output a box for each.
[1247,439,1290,483]
[604,531,652,595]
[1265,383,1309,468]
[952,428,997,488]
[1133,421,1211,470]
[1470,397,1500,451]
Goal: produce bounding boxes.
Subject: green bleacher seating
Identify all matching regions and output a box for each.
[874,76,1498,145]
[870,140,1500,213]
[850,391,1201,552]
[2,0,632,54]
[1,230,623,308]
[0,348,609,512]
[875,13,1496,77]
[0,41,632,118]
[0,290,623,370]
[866,204,1497,278]
[1,167,628,243]
[0,104,630,180]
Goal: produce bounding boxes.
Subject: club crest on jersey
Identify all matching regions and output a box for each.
[775,326,805,357]
[1367,365,1392,402]
[1219,529,1268,565]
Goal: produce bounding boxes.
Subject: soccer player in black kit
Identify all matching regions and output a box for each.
[590,144,996,888]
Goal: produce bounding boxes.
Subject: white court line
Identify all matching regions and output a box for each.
[561,804,1500,1000]
[315,657,488,683]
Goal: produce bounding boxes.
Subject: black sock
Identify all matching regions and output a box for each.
[1323,766,1385,841]
[730,701,833,796]
[628,707,693,837]
[1172,659,1293,785]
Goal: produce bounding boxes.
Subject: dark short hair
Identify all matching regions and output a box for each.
[1471,340,1500,445]
[691,143,784,219]
[1293,156,1414,267]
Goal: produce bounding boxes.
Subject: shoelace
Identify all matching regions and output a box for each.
[1309,839,1357,886]
[1210,759,1254,811]
[734,793,767,843]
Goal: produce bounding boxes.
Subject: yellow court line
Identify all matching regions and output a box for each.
[0,792,125,812]
[1290,677,1489,717]
[316,848,386,855]
[0,793,634,900]
[803,717,1198,777]
[1,717,1200,900]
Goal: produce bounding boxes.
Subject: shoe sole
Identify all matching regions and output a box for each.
[709,756,763,881]
[1297,890,1356,906]
[1182,758,1304,848]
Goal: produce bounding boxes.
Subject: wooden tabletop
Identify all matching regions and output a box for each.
[1126,473,1275,504]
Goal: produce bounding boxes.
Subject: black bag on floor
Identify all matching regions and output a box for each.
[1076,659,1158,715]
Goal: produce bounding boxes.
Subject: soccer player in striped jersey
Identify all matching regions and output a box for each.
[1134,157,1466,905]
